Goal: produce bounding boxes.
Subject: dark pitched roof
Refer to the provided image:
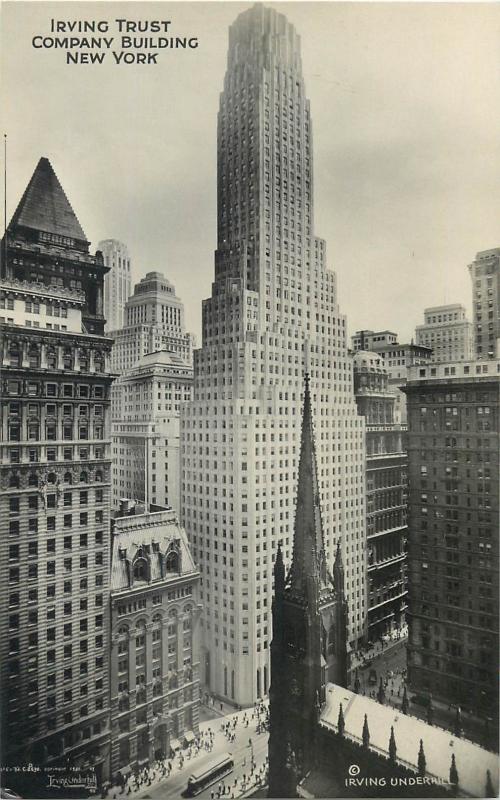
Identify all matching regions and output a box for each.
[288,373,331,601]
[9,157,88,243]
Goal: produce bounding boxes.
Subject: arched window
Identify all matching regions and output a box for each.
[63,348,73,370]
[47,472,57,485]
[9,343,21,367]
[95,470,103,483]
[133,558,148,583]
[64,472,72,484]
[80,471,88,483]
[166,550,179,573]
[9,473,20,488]
[28,473,38,487]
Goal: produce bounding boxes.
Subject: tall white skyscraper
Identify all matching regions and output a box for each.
[99,239,131,332]
[181,5,366,706]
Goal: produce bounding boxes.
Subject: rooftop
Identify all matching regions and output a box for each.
[8,157,88,243]
[320,684,498,798]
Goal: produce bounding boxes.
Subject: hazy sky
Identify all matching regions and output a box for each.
[2,1,499,343]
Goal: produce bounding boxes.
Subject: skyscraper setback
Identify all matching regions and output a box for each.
[181,5,366,705]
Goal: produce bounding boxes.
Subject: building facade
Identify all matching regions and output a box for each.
[468,248,500,360]
[404,359,499,717]
[109,272,193,374]
[0,157,114,788]
[99,239,132,333]
[110,501,201,779]
[415,304,473,363]
[353,352,408,642]
[351,331,432,425]
[181,4,366,706]
[111,351,193,514]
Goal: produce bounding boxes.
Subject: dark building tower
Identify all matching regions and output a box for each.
[268,375,348,797]
[0,158,114,789]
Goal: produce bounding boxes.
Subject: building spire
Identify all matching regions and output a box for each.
[288,373,329,601]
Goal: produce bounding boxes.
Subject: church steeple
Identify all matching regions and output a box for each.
[288,373,331,602]
[268,374,350,796]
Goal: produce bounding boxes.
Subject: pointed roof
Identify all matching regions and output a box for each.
[8,157,88,243]
[288,373,330,600]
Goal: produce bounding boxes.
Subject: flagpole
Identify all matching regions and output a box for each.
[3,133,6,272]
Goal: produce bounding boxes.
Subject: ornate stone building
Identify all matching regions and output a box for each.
[0,157,114,789]
[110,501,201,779]
[353,351,408,641]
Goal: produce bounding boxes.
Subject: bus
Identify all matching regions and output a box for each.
[184,752,234,797]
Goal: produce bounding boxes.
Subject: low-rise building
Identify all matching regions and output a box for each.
[110,501,201,779]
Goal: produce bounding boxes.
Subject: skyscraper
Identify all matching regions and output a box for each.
[99,238,132,333]
[353,351,408,642]
[110,271,194,374]
[404,359,499,725]
[0,158,113,787]
[111,351,193,514]
[181,5,366,706]
[468,248,500,360]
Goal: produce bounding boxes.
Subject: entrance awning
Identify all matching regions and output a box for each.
[118,766,132,778]
[170,738,182,752]
[184,731,196,744]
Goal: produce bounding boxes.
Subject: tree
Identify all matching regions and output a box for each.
[377,676,385,705]
[354,669,361,694]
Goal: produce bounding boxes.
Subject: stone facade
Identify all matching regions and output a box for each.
[404,360,499,717]
[109,503,201,779]
[0,157,114,789]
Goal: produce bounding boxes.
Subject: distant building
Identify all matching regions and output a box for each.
[0,157,113,790]
[351,330,432,424]
[351,330,398,351]
[110,500,201,777]
[468,248,500,360]
[403,359,499,720]
[353,352,408,642]
[99,239,132,333]
[110,272,194,374]
[111,351,193,514]
[415,304,473,363]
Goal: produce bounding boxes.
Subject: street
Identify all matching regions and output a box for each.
[118,707,269,800]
